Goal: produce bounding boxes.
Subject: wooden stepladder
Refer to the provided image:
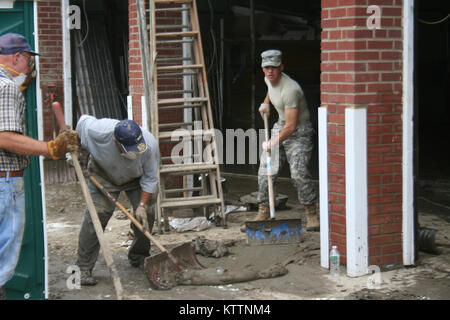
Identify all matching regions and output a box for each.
[144,0,226,232]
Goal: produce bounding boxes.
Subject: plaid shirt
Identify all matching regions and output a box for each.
[0,65,29,171]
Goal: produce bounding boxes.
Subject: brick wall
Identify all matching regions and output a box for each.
[321,0,403,266]
[128,0,144,124]
[37,0,64,141]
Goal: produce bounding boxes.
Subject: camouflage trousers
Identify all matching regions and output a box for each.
[257,120,317,206]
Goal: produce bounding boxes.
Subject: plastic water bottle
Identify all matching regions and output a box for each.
[329,246,340,276]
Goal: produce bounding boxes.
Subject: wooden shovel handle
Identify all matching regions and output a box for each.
[263,113,276,219]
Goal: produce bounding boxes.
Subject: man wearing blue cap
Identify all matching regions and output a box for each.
[0,33,80,299]
[241,49,319,233]
[75,115,160,286]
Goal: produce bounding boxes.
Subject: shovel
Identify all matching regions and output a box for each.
[244,113,303,245]
[87,175,204,290]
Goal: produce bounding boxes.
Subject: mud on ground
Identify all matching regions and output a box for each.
[45,176,450,300]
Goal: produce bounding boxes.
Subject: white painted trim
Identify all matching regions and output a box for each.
[141,95,148,131]
[345,108,369,277]
[402,0,415,266]
[33,0,48,300]
[318,107,330,269]
[61,0,72,128]
[127,95,133,120]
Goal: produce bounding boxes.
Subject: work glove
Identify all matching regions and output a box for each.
[48,129,81,160]
[259,103,270,117]
[135,205,149,233]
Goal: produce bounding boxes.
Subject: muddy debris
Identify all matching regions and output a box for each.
[171,264,288,287]
[192,236,235,258]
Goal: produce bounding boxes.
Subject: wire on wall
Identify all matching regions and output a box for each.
[418,13,450,25]
[78,0,89,47]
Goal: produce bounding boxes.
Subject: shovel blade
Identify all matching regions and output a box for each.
[144,242,204,290]
[245,219,302,246]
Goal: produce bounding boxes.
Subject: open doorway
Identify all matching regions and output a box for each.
[415,0,450,256]
[70,0,129,121]
[197,0,321,177]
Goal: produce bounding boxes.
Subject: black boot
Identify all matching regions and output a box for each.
[80,270,98,286]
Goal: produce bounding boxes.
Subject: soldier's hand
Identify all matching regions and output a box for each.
[259,103,270,117]
[262,140,272,152]
[135,205,149,233]
[48,130,81,160]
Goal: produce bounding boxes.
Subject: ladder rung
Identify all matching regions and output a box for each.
[157,39,194,45]
[164,187,204,194]
[158,97,208,105]
[159,104,203,110]
[161,155,201,161]
[159,121,194,128]
[160,163,217,173]
[155,25,189,30]
[155,0,192,3]
[157,72,198,78]
[159,89,194,95]
[158,129,213,139]
[162,195,216,202]
[157,64,203,71]
[158,57,192,62]
[159,197,221,209]
[155,7,190,12]
[156,31,198,38]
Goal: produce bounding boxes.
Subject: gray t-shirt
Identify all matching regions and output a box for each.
[76,115,160,194]
[265,72,310,125]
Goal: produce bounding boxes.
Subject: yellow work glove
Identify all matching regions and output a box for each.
[48,129,80,160]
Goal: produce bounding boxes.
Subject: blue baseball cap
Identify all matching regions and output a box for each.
[0,33,39,56]
[114,120,147,153]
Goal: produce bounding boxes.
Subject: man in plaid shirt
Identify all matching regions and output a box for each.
[0,33,80,299]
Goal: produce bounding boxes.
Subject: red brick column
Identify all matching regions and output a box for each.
[321,0,403,267]
[37,0,64,141]
[128,0,144,124]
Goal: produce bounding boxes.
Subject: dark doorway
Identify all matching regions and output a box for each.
[197,0,321,178]
[70,0,129,120]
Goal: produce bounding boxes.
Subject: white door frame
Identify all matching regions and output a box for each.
[402,0,415,266]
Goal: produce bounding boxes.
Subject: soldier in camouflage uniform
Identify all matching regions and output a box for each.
[241,49,319,232]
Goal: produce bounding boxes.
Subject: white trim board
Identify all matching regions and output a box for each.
[345,108,369,277]
[61,0,73,127]
[34,0,48,300]
[402,0,415,266]
[318,107,330,269]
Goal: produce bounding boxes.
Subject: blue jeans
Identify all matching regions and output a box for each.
[0,175,25,286]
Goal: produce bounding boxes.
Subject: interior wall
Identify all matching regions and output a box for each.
[70,0,129,120]
[416,0,450,180]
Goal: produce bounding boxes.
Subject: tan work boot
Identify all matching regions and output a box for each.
[240,204,270,232]
[305,204,320,232]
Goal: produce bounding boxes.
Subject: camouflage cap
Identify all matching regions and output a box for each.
[261,49,282,67]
